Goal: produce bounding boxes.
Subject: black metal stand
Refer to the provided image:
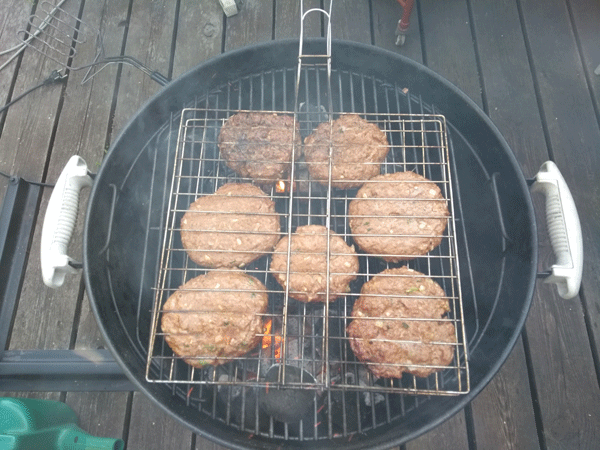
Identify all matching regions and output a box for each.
[0,178,133,392]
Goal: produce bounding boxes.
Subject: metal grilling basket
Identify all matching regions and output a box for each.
[145,5,470,429]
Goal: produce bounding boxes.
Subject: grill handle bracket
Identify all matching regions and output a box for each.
[532,161,583,299]
[41,156,93,288]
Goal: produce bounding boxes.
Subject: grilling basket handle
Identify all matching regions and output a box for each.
[532,161,583,299]
[41,155,93,288]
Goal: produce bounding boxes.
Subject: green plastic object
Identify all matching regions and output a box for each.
[0,397,124,450]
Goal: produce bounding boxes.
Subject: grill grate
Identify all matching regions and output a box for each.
[147,105,469,396]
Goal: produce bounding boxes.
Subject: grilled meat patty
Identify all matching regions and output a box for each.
[303,114,390,188]
[180,183,280,268]
[161,270,268,368]
[348,171,449,261]
[218,112,301,182]
[269,225,359,302]
[347,266,456,378]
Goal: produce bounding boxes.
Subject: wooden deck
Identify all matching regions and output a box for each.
[1,0,600,449]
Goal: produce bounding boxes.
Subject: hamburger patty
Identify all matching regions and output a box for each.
[161,270,268,368]
[269,225,359,302]
[347,266,456,378]
[180,183,280,268]
[348,171,449,261]
[218,112,301,182]
[303,114,390,188]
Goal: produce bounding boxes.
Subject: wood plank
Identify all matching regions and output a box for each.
[371,0,422,62]
[275,0,321,40]
[464,1,546,448]
[470,339,540,450]
[567,0,600,104]
[107,0,186,448]
[524,286,600,448]
[405,411,469,450]
[161,3,225,447]
[4,0,85,353]
[388,1,473,447]
[517,0,600,447]
[418,0,481,107]
[0,0,59,200]
[330,0,371,44]
[0,0,32,114]
[171,0,223,79]
[194,434,228,450]
[111,0,177,138]
[127,393,194,449]
[224,0,273,52]
[48,0,133,441]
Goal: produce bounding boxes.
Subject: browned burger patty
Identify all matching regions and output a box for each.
[180,183,280,268]
[161,270,268,368]
[269,225,359,302]
[348,171,449,261]
[303,114,390,188]
[347,266,456,378]
[218,112,301,182]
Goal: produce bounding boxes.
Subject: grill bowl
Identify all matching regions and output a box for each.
[84,39,536,449]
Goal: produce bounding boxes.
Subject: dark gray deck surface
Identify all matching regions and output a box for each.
[1,1,599,449]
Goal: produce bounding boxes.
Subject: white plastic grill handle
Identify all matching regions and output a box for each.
[41,155,93,288]
[532,161,583,299]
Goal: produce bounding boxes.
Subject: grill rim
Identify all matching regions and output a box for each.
[83,38,538,450]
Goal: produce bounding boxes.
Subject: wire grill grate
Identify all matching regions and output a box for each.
[146,106,469,397]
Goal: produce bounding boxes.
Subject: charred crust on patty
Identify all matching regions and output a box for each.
[303,114,390,189]
[161,270,268,368]
[347,266,456,378]
[348,171,449,261]
[218,112,301,182]
[180,183,280,269]
[269,224,359,302]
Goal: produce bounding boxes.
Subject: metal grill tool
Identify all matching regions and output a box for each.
[17,1,169,85]
[147,0,469,400]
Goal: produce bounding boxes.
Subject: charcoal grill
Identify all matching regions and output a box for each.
[40,3,582,449]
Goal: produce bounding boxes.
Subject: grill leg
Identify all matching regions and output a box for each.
[396,0,415,46]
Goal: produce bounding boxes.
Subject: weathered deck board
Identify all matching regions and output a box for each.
[563,0,600,361]
[224,0,273,52]
[0,0,33,202]
[568,0,600,107]
[464,1,545,448]
[517,0,600,447]
[330,0,371,43]
[167,2,227,447]
[405,411,470,450]
[128,393,194,449]
[101,1,194,448]
[470,340,540,450]
[171,0,223,80]
[275,0,321,40]
[4,0,84,353]
[371,0,422,60]
[419,0,481,107]
[55,0,132,442]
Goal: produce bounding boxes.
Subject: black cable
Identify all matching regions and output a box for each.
[0,170,54,188]
[0,70,68,116]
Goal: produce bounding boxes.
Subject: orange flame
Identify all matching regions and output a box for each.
[262,319,283,361]
[275,180,287,193]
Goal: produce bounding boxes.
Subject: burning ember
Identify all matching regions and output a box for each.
[262,319,283,361]
[275,180,287,193]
